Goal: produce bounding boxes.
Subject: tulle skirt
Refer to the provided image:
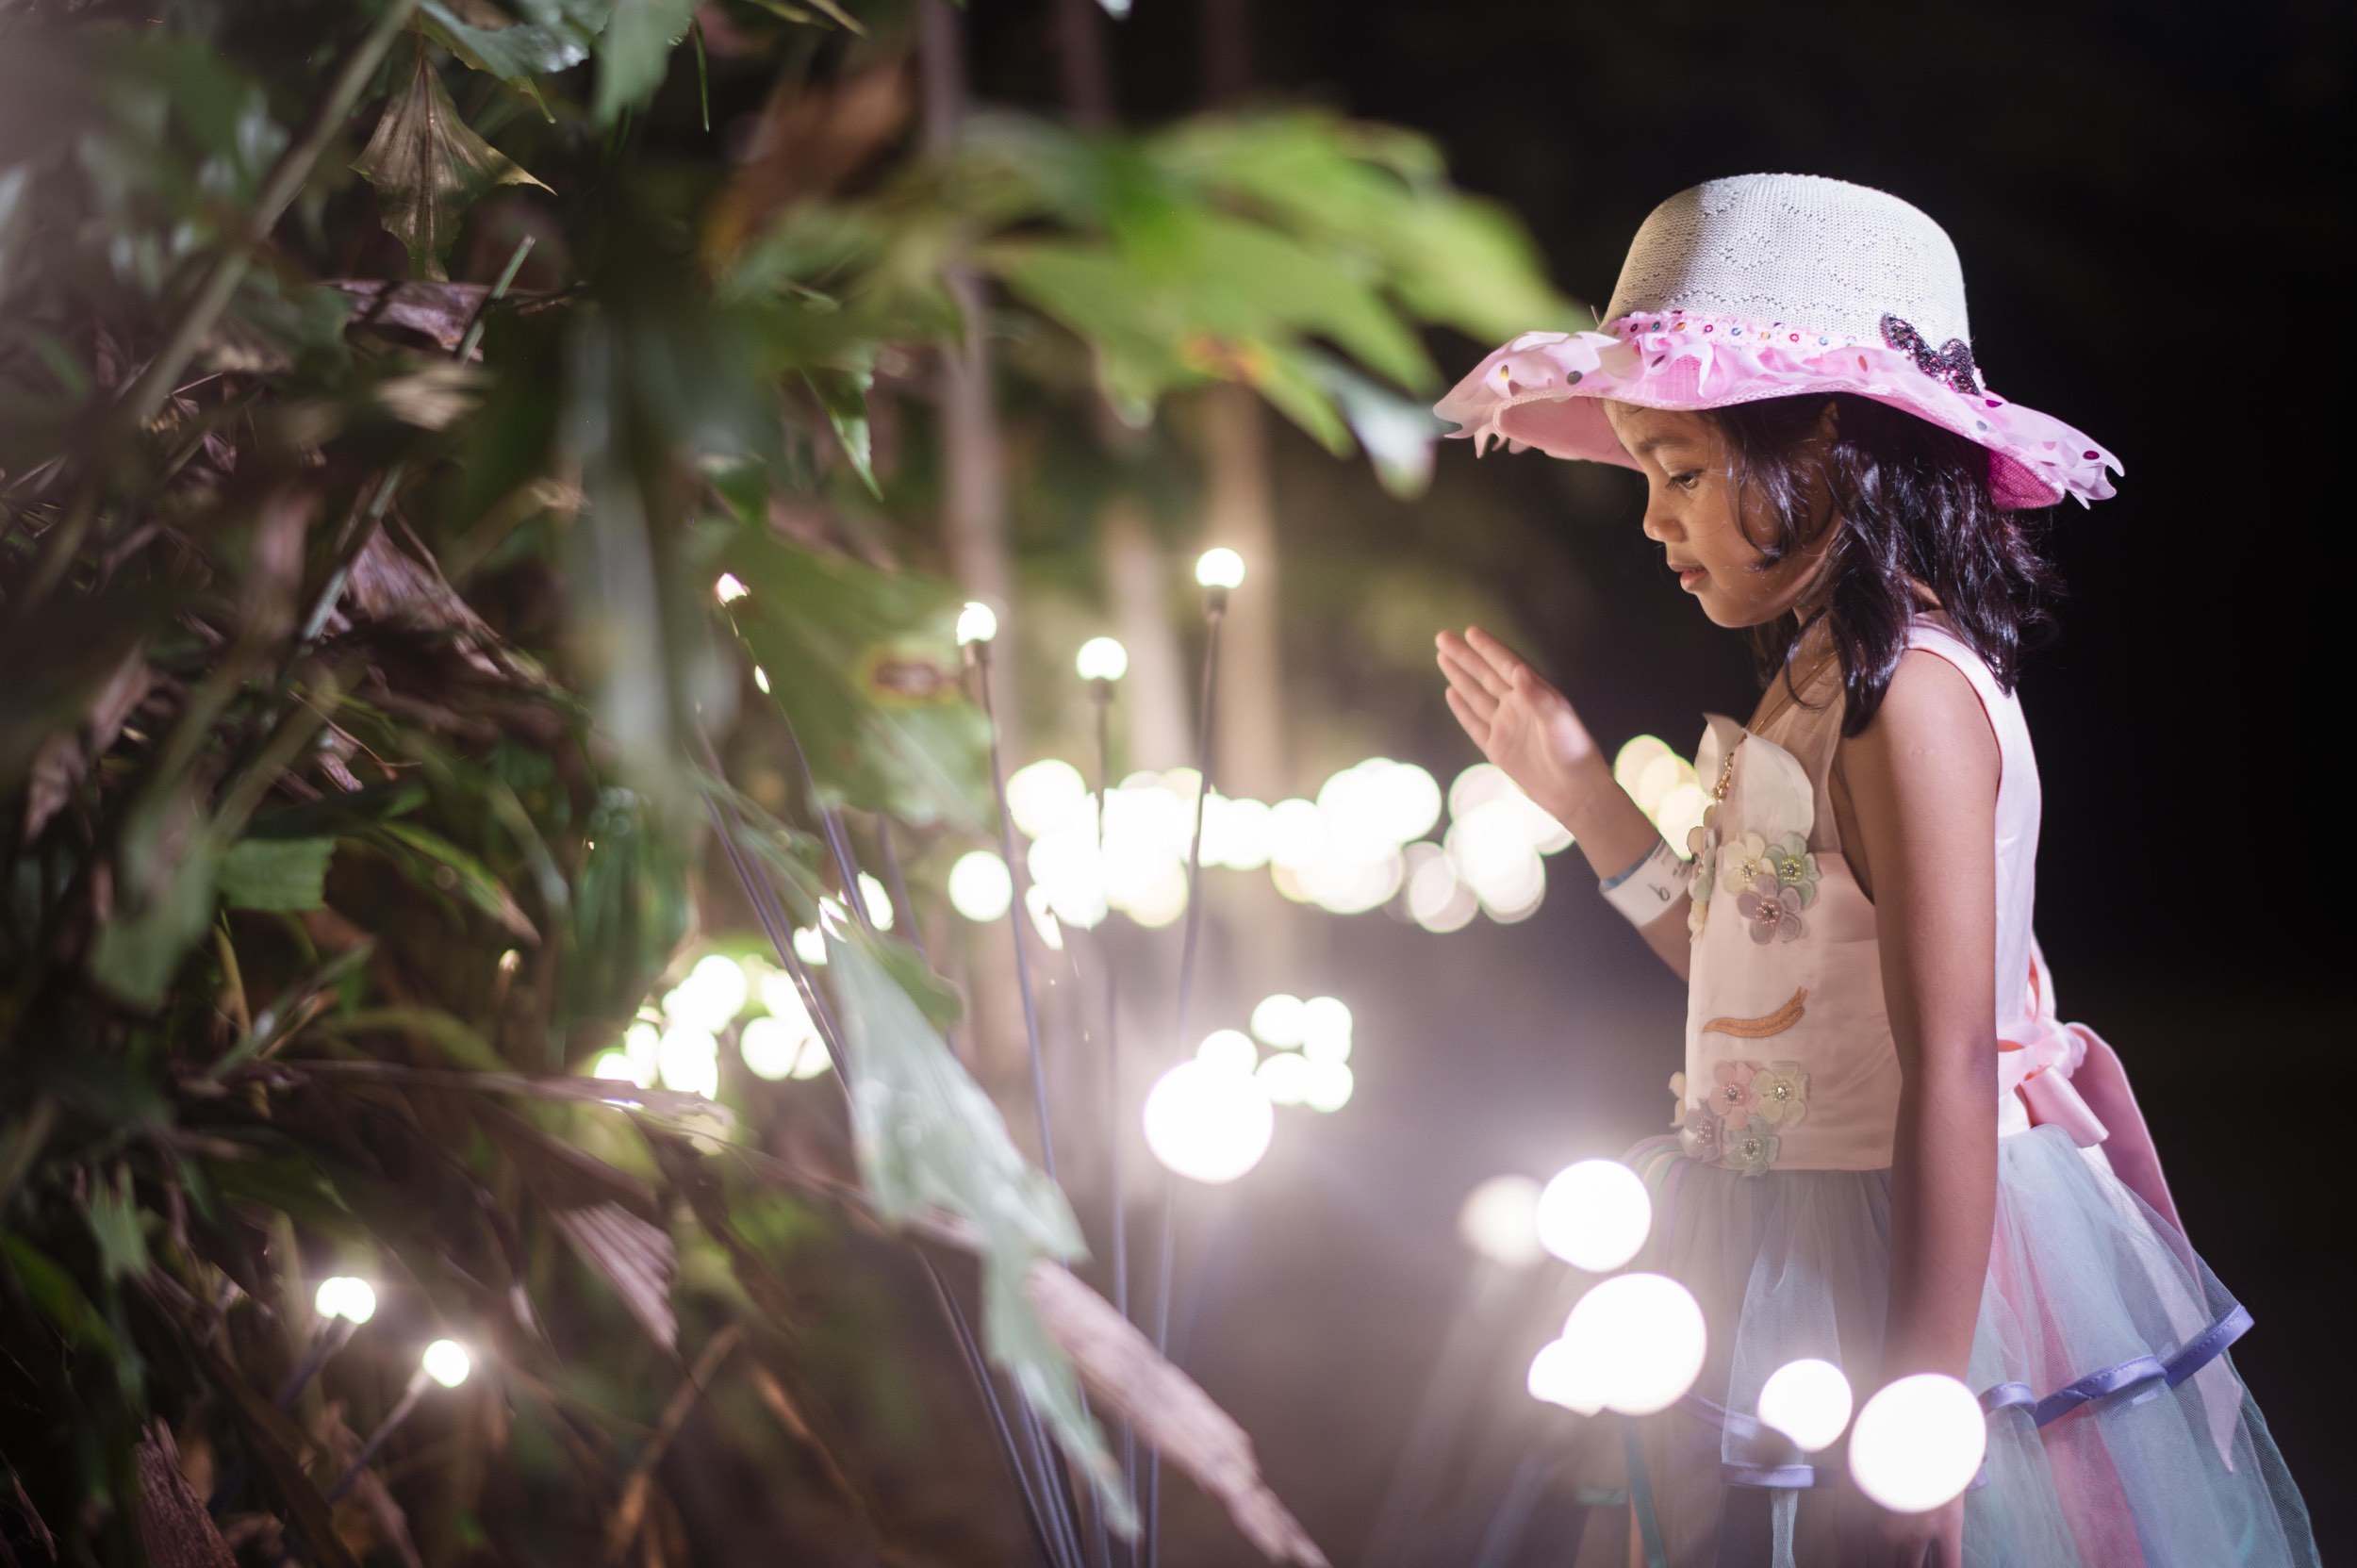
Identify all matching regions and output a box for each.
[1614,1125,2318,1567]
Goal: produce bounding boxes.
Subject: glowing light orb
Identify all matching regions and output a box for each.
[1007,759,1090,838]
[1653,782,1710,851]
[663,955,750,1032]
[592,1049,651,1088]
[1202,795,1273,870]
[1300,996,1353,1061]
[1195,547,1245,589]
[1527,1334,1611,1415]
[1633,751,1692,817]
[1250,994,1307,1048]
[714,572,749,604]
[1255,1051,1311,1107]
[1561,1272,1707,1415]
[1612,735,1673,796]
[956,601,997,645]
[948,850,1014,921]
[753,667,771,693]
[314,1277,377,1325]
[792,927,828,966]
[1458,1175,1545,1269]
[1536,1159,1653,1273]
[1302,1058,1354,1113]
[655,1026,719,1098]
[1196,1029,1260,1077]
[1758,1358,1855,1453]
[420,1339,472,1389]
[1408,851,1479,933]
[1142,1060,1274,1184]
[1848,1374,1986,1513]
[740,1015,810,1081]
[1076,636,1129,682]
[1266,798,1327,869]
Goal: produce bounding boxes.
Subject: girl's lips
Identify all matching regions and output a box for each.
[1675,565,1707,591]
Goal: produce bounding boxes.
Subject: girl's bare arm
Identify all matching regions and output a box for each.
[1838,650,2001,1561]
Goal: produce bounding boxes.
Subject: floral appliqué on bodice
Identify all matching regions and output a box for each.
[1678,719,1823,1174]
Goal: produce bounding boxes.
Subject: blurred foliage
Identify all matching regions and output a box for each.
[0,0,1568,1561]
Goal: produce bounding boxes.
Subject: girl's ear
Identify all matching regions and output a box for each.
[1815,397,1840,446]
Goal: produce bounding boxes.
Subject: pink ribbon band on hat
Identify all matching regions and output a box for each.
[1434,312,2121,511]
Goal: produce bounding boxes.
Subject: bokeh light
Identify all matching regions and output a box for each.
[655,1025,719,1098]
[1457,1175,1545,1268]
[665,953,750,1032]
[1536,1159,1653,1273]
[714,572,748,604]
[1527,1334,1611,1416]
[1195,547,1246,589]
[956,601,997,645]
[420,1339,472,1389]
[1255,1050,1311,1107]
[1196,1029,1260,1077]
[1302,1058,1354,1113]
[1849,1374,1987,1512]
[314,1277,377,1325]
[1075,636,1129,682]
[1142,1060,1274,1184]
[1560,1272,1707,1415]
[948,849,1014,922]
[1007,760,1089,838]
[1758,1358,1855,1453]
[1250,993,1307,1048]
[1300,996,1352,1061]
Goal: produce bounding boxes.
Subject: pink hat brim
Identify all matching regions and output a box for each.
[1436,317,2119,510]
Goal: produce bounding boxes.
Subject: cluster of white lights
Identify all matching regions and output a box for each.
[989,753,1583,933]
[591,949,832,1096]
[1228,992,1355,1111]
[314,1276,378,1325]
[1613,734,1709,850]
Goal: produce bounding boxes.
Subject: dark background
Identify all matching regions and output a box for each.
[964,3,2350,1561]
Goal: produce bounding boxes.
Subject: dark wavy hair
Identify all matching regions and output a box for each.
[1707,392,2058,735]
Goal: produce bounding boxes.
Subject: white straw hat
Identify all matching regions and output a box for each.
[1435,173,2119,507]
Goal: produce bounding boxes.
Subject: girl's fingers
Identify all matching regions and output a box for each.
[1464,625,1530,683]
[1439,640,1509,702]
[1443,687,1490,748]
[1440,659,1500,722]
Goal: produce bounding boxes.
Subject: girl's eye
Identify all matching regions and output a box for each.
[1670,469,1704,491]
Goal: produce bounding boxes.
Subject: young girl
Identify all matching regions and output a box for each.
[1431,175,2317,1566]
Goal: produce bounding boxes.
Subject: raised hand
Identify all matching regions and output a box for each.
[1435,626,1604,825]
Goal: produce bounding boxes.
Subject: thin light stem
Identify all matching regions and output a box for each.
[973,641,1059,1180]
[1145,594,1227,1568]
[325,1367,430,1504]
[1089,679,1138,1566]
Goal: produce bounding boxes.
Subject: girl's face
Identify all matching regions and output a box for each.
[1601,402,1834,629]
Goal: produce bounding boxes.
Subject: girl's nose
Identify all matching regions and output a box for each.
[1640,497,1681,544]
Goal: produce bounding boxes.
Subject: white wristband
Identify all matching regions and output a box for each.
[1599,837,1688,926]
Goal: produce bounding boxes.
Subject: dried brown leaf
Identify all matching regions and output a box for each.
[342,521,535,683]
[352,51,551,280]
[134,1425,236,1568]
[330,278,549,354]
[1025,1261,1328,1567]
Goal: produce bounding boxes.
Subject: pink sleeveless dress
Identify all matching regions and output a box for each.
[1613,618,2316,1567]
